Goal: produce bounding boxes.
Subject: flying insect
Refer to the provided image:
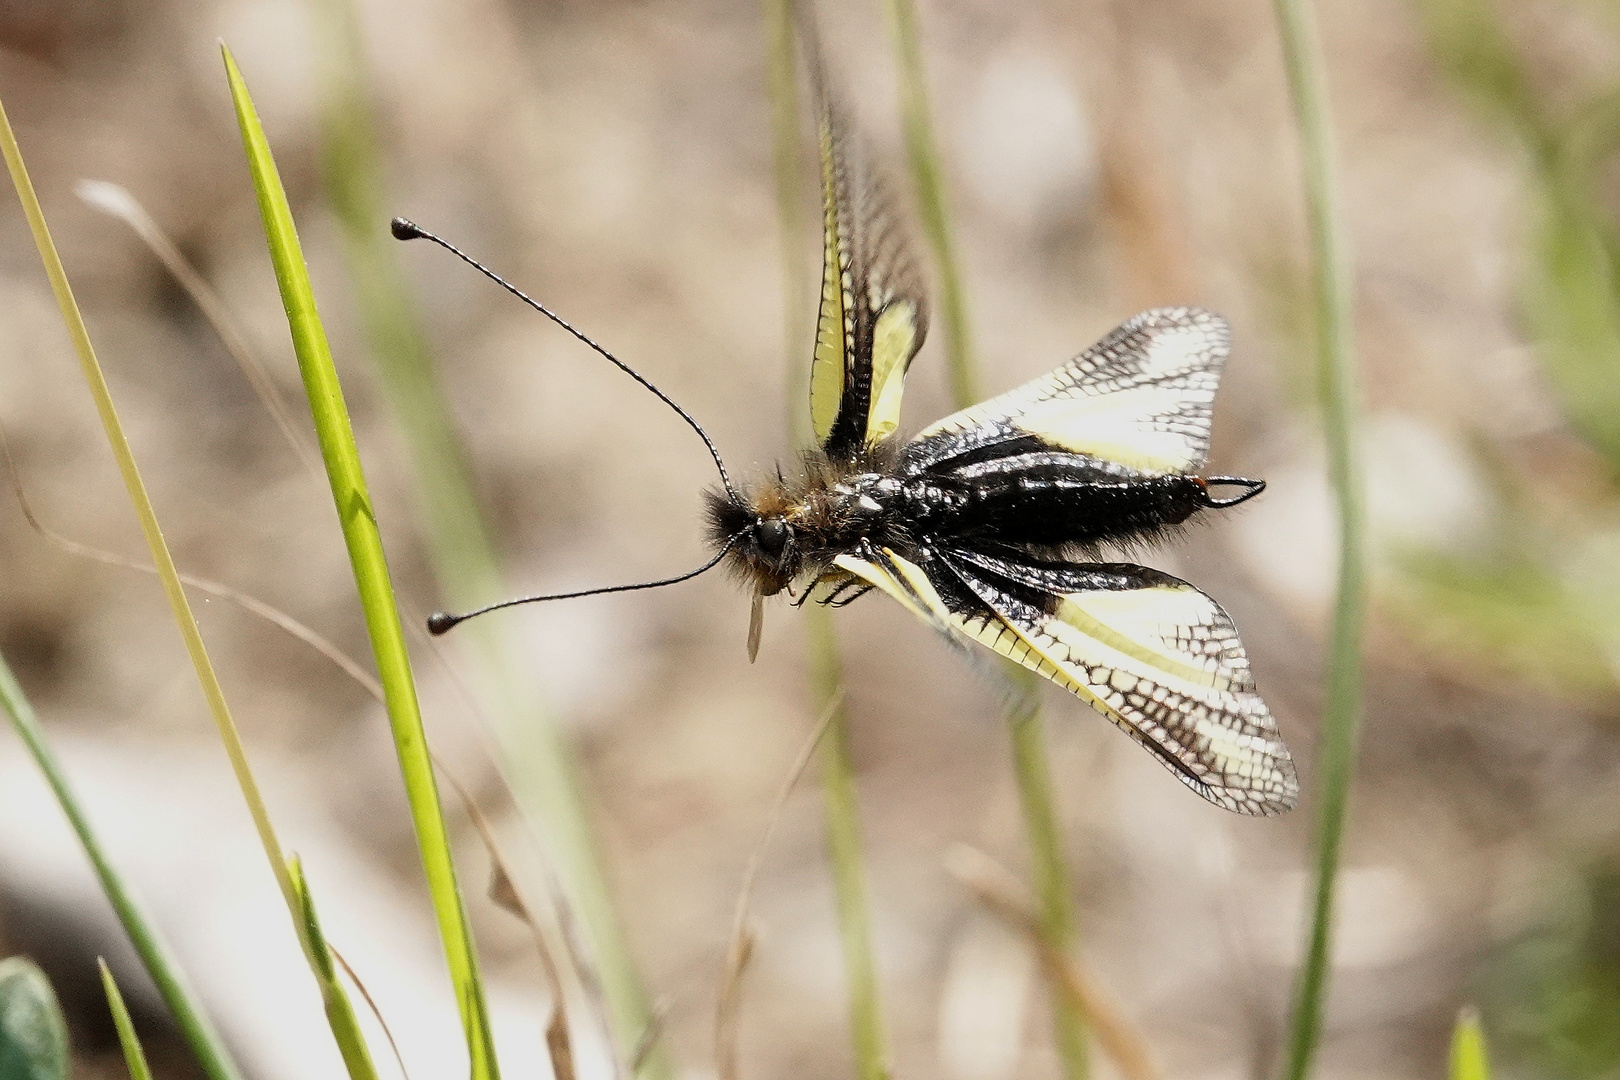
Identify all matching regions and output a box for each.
[398,54,1298,816]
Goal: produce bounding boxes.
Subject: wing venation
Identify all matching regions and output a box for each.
[831,544,1298,815]
[807,88,928,455]
[904,307,1228,477]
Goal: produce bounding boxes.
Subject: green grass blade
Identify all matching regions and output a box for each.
[222,45,500,1080]
[1448,1007,1492,1080]
[0,88,389,1080]
[0,654,243,1080]
[0,957,69,1080]
[306,6,661,1067]
[287,857,380,1080]
[98,960,155,1080]
[879,2,1087,1075]
[1272,0,1367,1076]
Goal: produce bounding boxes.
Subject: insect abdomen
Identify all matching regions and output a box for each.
[906,471,1205,549]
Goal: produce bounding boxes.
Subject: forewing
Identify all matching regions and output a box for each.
[832,545,1297,815]
[809,92,928,456]
[904,307,1228,477]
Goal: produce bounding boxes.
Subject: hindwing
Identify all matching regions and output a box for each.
[903,307,1228,478]
[831,544,1298,815]
[808,87,928,457]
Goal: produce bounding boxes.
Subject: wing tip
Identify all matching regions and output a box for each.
[1216,752,1301,816]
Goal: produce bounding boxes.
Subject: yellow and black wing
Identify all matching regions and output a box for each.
[809,90,928,456]
[902,307,1227,478]
[831,544,1298,815]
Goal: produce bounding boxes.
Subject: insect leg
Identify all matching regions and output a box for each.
[824,583,875,608]
[815,578,869,607]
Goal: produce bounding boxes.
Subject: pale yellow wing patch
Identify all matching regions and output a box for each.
[864,300,920,444]
[804,88,928,453]
[914,308,1228,476]
[832,549,944,625]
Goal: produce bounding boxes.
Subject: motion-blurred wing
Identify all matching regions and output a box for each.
[831,544,1297,815]
[903,307,1228,478]
[808,91,928,456]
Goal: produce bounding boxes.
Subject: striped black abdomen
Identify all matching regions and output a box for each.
[898,463,1205,551]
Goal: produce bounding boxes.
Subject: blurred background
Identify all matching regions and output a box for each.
[1,0,1619,1077]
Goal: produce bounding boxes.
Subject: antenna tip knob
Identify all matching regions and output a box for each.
[391,217,425,241]
[426,611,460,636]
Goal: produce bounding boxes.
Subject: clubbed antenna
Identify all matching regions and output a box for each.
[425,533,746,635]
[391,217,741,503]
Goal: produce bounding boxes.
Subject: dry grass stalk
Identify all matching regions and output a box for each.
[75,180,324,481]
[944,845,1162,1080]
[715,693,843,1080]
[328,944,414,1080]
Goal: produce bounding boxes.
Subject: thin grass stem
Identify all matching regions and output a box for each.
[944,846,1161,1080]
[329,946,415,1080]
[0,89,378,1080]
[286,856,382,1080]
[0,654,241,1080]
[307,6,660,1067]
[1004,674,1087,1075]
[880,2,1088,1075]
[1271,0,1366,1076]
[308,0,498,610]
[223,46,498,1080]
[0,92,293,917]
[73,179,323,482]
[764,0,811,444]
[716,693,841,1080]
[882,0,978,407]
[808,610,890,1080]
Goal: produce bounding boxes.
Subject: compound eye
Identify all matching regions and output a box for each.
[757,517,790,559]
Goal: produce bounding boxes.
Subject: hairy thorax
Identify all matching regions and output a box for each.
[705,446,911,596]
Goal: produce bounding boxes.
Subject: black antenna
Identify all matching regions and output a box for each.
[426,533,746,635]
[390,217,741,503]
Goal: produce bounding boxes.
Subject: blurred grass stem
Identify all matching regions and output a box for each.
[945,846,1160,1080]
[767,9,892,1078]
[764,0,810,443]
[73,179,323,482]
[1448,1007,1492,1080]
[809,611,890,1080]
[1003,672,1087,1074]
[882,0,977,408]
[882,1,1088,1074]
[1271,0,1366,1077]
